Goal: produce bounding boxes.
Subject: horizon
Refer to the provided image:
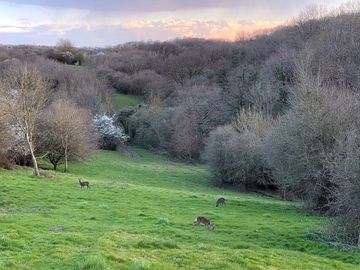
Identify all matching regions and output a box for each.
[0,0,350,47]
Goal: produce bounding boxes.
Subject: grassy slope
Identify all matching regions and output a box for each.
[0,149,359,270]
[113,93,141,110]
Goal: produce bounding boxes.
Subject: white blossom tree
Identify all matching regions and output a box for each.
[93,114,129,150]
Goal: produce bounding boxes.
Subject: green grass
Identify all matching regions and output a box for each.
[0,148,359,269]
[113,93,141,110]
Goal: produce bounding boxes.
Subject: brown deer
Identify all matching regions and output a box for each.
[216,197,226,207]
[193,216,215,230]
[78,179,90,189]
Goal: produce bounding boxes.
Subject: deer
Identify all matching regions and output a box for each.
[78,179,90,189]
[193,216,215,230]
[216,197,226,207]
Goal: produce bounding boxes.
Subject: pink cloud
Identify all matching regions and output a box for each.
[121,19,282,41]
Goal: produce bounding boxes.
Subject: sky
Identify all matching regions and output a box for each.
[0,0,350,47]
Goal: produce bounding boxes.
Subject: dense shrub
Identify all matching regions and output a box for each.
[204,110,272,190]
[128,101,173,151]
[47,50,77,65]
[264,75,360,212]
[93,114,129,150]
[325,131,360,245]
[113,70,172,97]
[171,108,202,160]
[116,106,137,134]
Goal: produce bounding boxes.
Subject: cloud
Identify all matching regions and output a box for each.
[0,0,256,11]
[0,25,33,32]
[0,0,341,12]
[0,0,348,46]
[0,18,282,46]
[121,19,281,41]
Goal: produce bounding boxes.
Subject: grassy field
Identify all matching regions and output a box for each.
[0,148,359,270]
[113,93,141,110]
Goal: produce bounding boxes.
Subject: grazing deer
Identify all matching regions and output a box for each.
[216,197,226,207]
[78,179,90,189]
[194,216,215,230]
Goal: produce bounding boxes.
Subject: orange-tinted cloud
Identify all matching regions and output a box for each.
[121,19,282,41]
[0,0,347,45]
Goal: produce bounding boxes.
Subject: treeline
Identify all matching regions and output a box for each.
[95,5,360,163]
[1,3,360,245]
[0,41,128,174]
[96,4,359,244]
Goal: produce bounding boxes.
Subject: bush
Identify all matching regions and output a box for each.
[171,108,202,160]
[93,114,129,150]
[108,70,173,98]
[128,101,173,151]
[126,70,168,96]
[204,110,272,190]
[264,76,360,212]
[327,131,360,245]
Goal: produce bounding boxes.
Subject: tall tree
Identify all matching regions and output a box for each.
[0,65,48,176]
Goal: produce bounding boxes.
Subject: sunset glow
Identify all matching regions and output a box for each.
[0,0,349,46]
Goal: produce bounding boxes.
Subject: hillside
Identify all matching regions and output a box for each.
[0,149,359,270]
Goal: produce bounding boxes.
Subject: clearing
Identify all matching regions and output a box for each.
[0,148,359,269]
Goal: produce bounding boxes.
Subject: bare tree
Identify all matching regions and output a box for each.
[163,50,208,85]
[52,66,113,113]
[39,99,92,172]
[172,110,200,160]
[57,39,75,53]
[0,65,48,176]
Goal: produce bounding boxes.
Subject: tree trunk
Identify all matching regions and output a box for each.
[49,157,58,171]
[31,149,40,176]
[26,133,40,176]
[64,147,68,173]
